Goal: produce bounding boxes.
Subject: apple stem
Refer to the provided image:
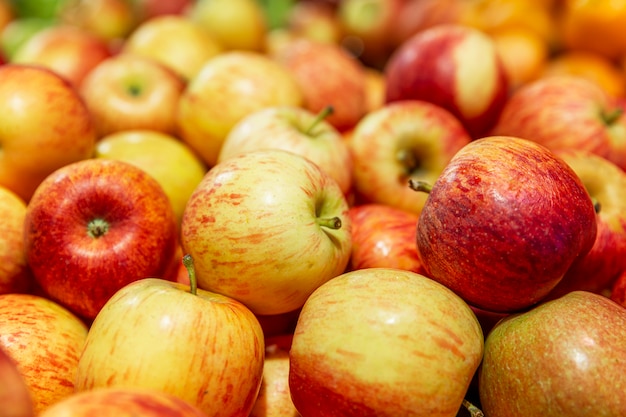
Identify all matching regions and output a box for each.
[87,218,109,238]
[408,179,433,193]
[602,107,623,125]
[461,399,484,417]
[304,105,334,135]
[182,254,198,296]
[591,197,601,214]
[317,216,342,229]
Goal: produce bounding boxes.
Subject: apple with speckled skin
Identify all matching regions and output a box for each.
[384,24,509,138]
[415,136,597,313]
[23,159,179,320]
[0,346,34,417]
[289,267,484,417]
[181,149,352,316]
[0,294,88,415]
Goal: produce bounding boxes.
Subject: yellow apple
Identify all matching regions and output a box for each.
[0,185,31,295]
[59,0,139,43]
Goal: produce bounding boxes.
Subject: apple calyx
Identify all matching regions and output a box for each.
[408,179,433,194]
[87,218,110,238]
[303,105,335,136]
[462,399,484,417]
[601,107,623,126]
[182,254,198,296]
[316,216,342,229]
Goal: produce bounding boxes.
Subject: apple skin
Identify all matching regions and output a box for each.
[0,64,96,202]
[546,150,626,299]
[74,277,265,417]
[416,136,597,313]
[217,105,353,195]
[23,159,179,320]
[0,346,34,417]
[384,23,509,138]
[0,293,88,414]
[0,185,32,295]
[180,149,352,316]
[58,0,139,43]
[479,291,626,416]
[347,203,426,274]
[347,99,472,216]
[289,267,484,417]
[491,75,626,172]
[610,269,626,306]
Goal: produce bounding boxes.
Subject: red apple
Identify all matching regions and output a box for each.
[134,0,193,21]
[491,75,626,172]
[384,23,509,138]
[347,99,472,215]
[0,185,32,295]
[611,269,626,306]
[415,136,597,313]
[24,159,179,320]
[289,267,484,417]
[0,346,34,417]
[347,203,425,274]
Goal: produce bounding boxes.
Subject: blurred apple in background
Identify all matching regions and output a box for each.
[363,66,386,112]
[24,159,179,320]
[283,0,343,45]
[11,25,113,88]
[289,268,484,417]
[385,23,509,138]
[347,100,472,215]
[347,203,425,274]
[95,130,207,229]
[0,64,96,202]
[272,38,367,132]
[479,291,626,417]
[0,294,88,414]
[0,186,31,295]
[416,136,597,313]
[0,346,33,417]
[75,271,265,417]
[492,75,626,172]
[181,149,352,316]
[0,17,56,60]
[218,105,353,195]
[79,54,186,138]
[39,387,208,417]
[176,51,304,167]
[121,15,223,81]
[133,0,193,21]
[8,0,72,20]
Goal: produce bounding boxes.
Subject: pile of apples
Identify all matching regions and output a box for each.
[2,0,626,416]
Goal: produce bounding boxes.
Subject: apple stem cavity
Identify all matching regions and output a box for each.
[87,218,110,239]
[304,105,334,136]
[461,399,484,417]
[408,179,433,194]
[316,216,342,229]
[592,197,602,214]
[602,107,624,125]
[182,254,198,296]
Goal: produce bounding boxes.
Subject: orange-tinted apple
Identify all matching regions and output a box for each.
[0,346,33,417]
[0,186,31,295]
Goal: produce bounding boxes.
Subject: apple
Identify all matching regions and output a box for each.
[0,64,96,202]
[74,258,265,417]
[271,38,368,132]
[545,150,626,299]
[479,291,626,416]
[384,23,509,138]
[347,99,472,216]
[289,267,484,417]
[79,54,186,138]
[0,185,32,295]
[58,0,139,43]
[414,136,597,313]
[9,0,72,19]
[23,158,179,320]
[283,0,343,45]
[0,346,34,417]
[95,130,207,229]
[347,203,426,274]
[176,51,304,167]
[121,15,223,81]
[0,293,88,414]
[610,269,626,306]
[39,387,208,417]
[11,24,113,88]
[217,105,353,195]
[491,75,626,172]
[0,17,56,60]
[180,149,352,316]
[133,0,193,21]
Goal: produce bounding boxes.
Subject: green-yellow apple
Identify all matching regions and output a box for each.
[39,387,209,417]
[0,346,34,417]
[0,64,96,202]
[121,14,223,81]
[11,25,113,87]
[0,185,32,295]
[181,149,352,315]
[0,17,55,60]
[217,105,353,195]
[347,99,472,215]
[385,23,509,138]
[289,267,484,417]
[0,293,88,414]
[79,54,186,138]
[415,136,597,313]
[479,291,626,417]
[176,51,304,167]
[24,159,179,320]
[74,262,265,417]
[95,130,208,229]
